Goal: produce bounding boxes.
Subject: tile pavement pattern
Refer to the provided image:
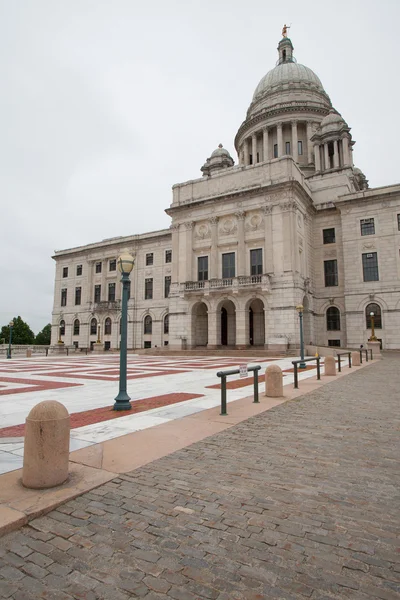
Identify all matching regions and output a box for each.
[0,355,399,599]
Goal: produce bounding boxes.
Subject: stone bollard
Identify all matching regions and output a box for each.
[352,351,361,366]
[265,364,283,397]
[26,349,32,358]
[367,341,381,360]
[22,401,70,489]
[324,355,336,376]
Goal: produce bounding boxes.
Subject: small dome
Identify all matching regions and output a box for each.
[27,400,69,421]
[253,62,326,102]
[319,109,347,131]
[211,144,232,158]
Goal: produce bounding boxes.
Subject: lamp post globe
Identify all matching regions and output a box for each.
[113,253,135,411]
[296,305,307,369]
[7,320,14,359]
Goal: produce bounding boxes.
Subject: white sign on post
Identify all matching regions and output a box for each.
[239,364,248,378]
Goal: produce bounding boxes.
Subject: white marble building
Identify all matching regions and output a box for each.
[51,36,400,351]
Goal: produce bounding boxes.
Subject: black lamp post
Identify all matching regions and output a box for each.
[368,311,377,341]
[6,320,14,359]
[296,305,307,369]
[113,253,135,411]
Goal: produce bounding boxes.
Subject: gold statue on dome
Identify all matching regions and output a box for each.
[282,24,291,38]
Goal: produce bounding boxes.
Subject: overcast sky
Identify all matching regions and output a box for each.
[0,0,398,334]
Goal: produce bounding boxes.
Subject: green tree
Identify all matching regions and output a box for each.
[35,323,52,345]
[0,316,35,345]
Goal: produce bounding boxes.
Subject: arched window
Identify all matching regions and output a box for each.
[164,314,169,335]
[90,318,97,335]
[144,315,152,334]
[73,319,80,336]
[104,318,112,335]
[326,307,340,331]
[59,320,65,335]
[365,303,382,329]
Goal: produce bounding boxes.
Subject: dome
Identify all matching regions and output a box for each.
[253,62,326,102]
[319,109,347,132]
[211,144,232,158]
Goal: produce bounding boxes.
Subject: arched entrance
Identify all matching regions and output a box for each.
[192,302,208,346]
[248,299,265,346]
[218,300,236,346]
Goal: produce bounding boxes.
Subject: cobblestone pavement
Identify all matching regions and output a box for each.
[0,355,399,600]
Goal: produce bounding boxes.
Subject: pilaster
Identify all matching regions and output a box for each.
[236,211,246,276]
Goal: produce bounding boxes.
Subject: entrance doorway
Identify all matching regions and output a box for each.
[218,300,236,346]
[248,299,265,346]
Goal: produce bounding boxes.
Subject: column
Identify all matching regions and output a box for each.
[277,122,283,157]
[307,121,314,164]
[291,121,298,162]
[314,144,321,171]
[244,138,250,165]
[263,127,269,161]
[207,310,218,349]
[235,310,247,349]
[252,134,257,164]
[333,140,339,168]
[342,136,350,166]
[264,205,274,273]
[210,217,219,279]
[236,211,246,276]
[171,224,180,282]
[324,143,329,171]
[185,221,194,281]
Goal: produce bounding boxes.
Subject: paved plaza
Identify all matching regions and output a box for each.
[0,354,318,475]
[0,354,398,599]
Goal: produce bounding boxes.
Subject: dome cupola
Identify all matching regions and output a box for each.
[311,109,354,173]
[201,144,234,177]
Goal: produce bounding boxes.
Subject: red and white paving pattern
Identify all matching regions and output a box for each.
[0,354,322,474]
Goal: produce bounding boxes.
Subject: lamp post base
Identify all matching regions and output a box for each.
[113,391,132,411]
[299,362,307,369]
[6,352,11,359]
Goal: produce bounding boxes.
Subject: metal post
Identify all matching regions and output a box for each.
[293,363,298,388]
[253,369,259,403]
[220,375,227,415]
[348,352,352,368]
[316,357,321,380]
[299,311,306,369]
[7,322,13,359]
[337,355,342,372]
[359,349,363,364]
[113,271,132,411]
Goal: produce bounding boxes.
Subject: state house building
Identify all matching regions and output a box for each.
[51,36,400,352]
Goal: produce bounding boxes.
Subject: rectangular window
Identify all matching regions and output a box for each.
[75,287,81,306]
[164,276,171,298]
[94,284,101,303]
[145,278,153,299]
[62,267,68,278]
[273,144,278,158]
[108,282,116,302]
[198,256,209,281]
[360,218,375,236]
[165,249,172,263]
[285,141,291,155]
[397,214,400,231]
[144,341,152,349]
[76,264,82,276]
[61,288,67,306]
[362,252,379,282]
[324,260,338,287]
[328,339,341,347]
[222,252,235,279]
[109,259,116,271]
[146,253,153,266]
[298,140,303,155]
[95,262,102,273]
[323,228,336,244]
[250,248,263,275]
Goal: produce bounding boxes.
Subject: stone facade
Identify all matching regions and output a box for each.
[51,37,400,351]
